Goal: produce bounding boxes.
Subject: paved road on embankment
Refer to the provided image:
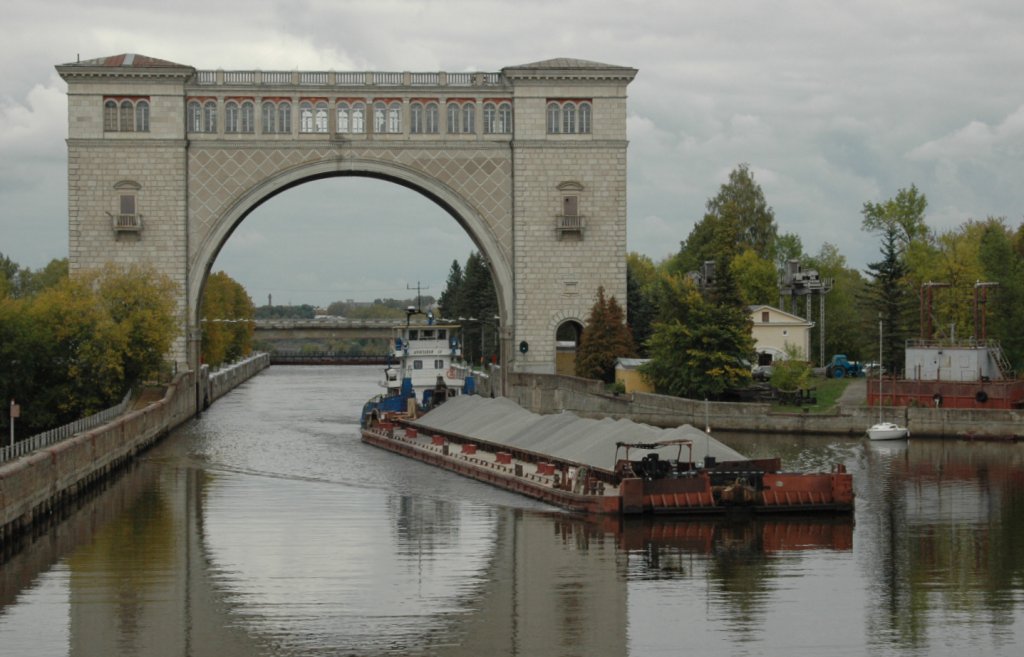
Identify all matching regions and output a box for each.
[836,378,867,407]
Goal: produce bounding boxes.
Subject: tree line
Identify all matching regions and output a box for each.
[575,164,1024,398]
[1,256,179,437]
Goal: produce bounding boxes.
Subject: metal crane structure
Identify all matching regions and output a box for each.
[779,260,833,366]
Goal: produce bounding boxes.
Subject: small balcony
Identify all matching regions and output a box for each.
[110,213,142,232]
[556,214,585,239]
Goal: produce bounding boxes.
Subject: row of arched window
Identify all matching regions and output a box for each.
[185,98,514,136]
[547,101,592,134]
[104,98,150,132]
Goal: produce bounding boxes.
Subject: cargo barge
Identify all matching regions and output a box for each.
[361,399,853,516]
[359,320,852,516]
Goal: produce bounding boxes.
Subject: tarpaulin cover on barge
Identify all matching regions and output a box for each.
[409,395,747,469]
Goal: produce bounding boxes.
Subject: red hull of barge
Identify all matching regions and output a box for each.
[360,422,854,516]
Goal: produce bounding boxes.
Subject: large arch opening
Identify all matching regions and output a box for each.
[189,161,513,372]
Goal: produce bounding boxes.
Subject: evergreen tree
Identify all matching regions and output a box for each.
[862,222,913,374]
[437,252,499,364]
[575,286,634,382]
[436,259,464,319]
[640,273,754,399]
[860,186,926,374]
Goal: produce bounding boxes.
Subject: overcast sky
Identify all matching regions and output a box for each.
[2,0,1022,307]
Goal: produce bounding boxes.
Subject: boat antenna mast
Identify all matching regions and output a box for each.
[406,281,430,325]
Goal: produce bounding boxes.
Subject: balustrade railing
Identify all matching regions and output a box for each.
[2,391,132,464]
[109,212,141,231]
[192,69,506,89]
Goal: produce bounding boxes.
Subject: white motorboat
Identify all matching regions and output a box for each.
[867,319,909,441]
[867,422,910,441]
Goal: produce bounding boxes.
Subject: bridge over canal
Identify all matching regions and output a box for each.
[58,55,636,380]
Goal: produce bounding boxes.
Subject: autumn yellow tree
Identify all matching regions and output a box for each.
[201,271,255,367]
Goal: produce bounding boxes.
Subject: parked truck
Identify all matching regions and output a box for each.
[825,354,864,379]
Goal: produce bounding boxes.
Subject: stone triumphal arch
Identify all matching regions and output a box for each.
[58,54,636,374]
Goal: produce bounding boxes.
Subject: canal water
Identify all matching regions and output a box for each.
[2,366,1023,656]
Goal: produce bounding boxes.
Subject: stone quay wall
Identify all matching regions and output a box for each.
[505,373,1023,439]
[0,355,269,545]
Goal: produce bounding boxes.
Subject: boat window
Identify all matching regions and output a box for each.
[434,359,444,369]
[437,329,447,340]
[413,360,423,370]
[408,330,418,340]
[421,330,435,339]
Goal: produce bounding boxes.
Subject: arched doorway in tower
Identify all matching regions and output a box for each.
[554,320,584,376]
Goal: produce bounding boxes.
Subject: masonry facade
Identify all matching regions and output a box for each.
[58,54,636,374]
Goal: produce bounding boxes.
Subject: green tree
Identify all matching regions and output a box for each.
[730,248,778,306]
[437,252,498,363]
[673,164,779,273]
[437,259,465,319]
[979,218,1024,369]
[640,273,754,399]
[803,243,870,363]
[773,232,804,273]
[1,263,179,438]
[862,222,913,373]
[92,264,180,384]
[626,252,658,357]
[770,344,811,392]
[861,186,929,373]
[861,184,929,245]
[575,286,634,382]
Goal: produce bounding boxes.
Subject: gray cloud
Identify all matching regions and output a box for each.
[2,0,1022,304]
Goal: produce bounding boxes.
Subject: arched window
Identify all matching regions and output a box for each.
[547,100,592,134]
[240,101,254,133]
[104,100,119,132]
[498,102,512,134]
[135,100,149,132]
[578,102,591,134]
[425,102,439,133]
[299,101,313,132]
[314,101,329,133]
[410,102,423,134]
[387,102,401,133]
[188,101,203,133]
[562,102,576,135]
[337,102,350,133]
[373,102,387,133]
[261,102,275,133]
[462,102,475,134]
[547,102,561,134]
[119,100,134,132]
[447,102,460,134]
[351,102,365,133]
[277,102,291,133]
[104,97,151,132]
[225,101,240,133]
[203,101,217,133]
[483,102,496,133]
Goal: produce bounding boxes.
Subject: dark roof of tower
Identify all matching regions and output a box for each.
[61,53,189,68]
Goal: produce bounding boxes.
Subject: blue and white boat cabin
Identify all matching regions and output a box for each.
[363,320,474,422]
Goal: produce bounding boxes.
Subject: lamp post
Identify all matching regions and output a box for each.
[9,398,19,448]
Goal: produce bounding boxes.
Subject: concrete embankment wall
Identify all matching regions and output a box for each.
[1,354,270,544]
[505,373,1022,438]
